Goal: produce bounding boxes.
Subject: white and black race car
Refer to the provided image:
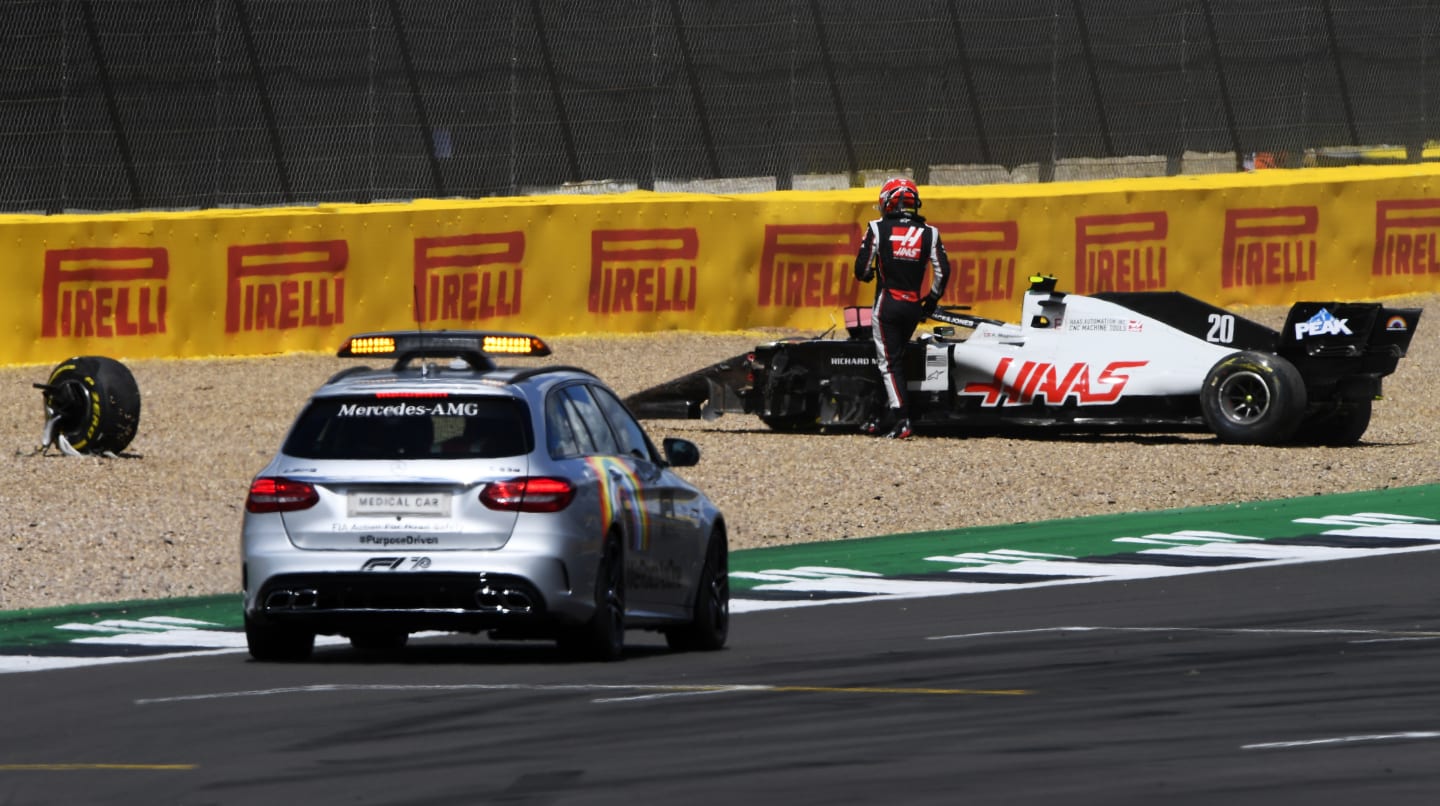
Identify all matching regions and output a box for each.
[625,276,1421,446]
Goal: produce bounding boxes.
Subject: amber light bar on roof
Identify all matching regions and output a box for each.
[347,335,397,355]
[482,335,546,355]
[373,391,448,399]
[337,330,552,367]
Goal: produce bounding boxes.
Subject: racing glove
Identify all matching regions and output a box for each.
[920,296,938,318]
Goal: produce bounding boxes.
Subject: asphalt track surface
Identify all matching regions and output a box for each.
[5,548,1440,805]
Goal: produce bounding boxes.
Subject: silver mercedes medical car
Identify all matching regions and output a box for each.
[241,330,728,662]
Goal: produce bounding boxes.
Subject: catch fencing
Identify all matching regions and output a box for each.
[3,0,1437,212]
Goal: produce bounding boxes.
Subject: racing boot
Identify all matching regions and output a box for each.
[883,418,913,440]
[860,408,893,435]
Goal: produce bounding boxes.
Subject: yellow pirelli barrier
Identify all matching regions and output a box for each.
[2,163,1439,366]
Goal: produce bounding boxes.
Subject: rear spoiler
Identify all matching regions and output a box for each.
[1278,302,1421,361]
[1277,302,1422,394]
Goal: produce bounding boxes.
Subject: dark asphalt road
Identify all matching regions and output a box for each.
[4,549,1439,805]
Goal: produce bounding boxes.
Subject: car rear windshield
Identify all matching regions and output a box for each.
[282,394,533,460]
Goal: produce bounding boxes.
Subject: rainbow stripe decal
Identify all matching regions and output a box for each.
[585,456,650,551]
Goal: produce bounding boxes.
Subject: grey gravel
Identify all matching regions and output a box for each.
[3,294,1437,611]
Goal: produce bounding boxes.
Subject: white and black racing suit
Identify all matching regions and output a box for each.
[853,210,950,423]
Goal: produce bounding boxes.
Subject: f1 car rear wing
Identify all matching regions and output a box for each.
[1279,302,1421,360]
[1271,302,1422,400]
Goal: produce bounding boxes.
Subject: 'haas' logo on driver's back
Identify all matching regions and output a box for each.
[890,226,924,259]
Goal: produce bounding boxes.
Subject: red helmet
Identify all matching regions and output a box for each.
[878,177,920,214]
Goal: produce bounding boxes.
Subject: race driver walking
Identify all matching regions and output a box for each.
[853,177,950,439]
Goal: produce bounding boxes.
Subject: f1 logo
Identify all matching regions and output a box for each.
[361,557,405,571]
[890,227,923,259]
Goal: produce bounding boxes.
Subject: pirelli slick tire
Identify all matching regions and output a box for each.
[40,356,141,455]
[1199,351,1307,445]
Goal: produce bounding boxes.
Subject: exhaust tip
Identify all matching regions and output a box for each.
[475,584,534,614]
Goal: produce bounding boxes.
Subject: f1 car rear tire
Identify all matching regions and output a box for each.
[1199,351,1307,445]
[664,529,729,652]
[1294,400,1373,446]
[559,535,625,662]
[40,356,141,455]
[245,615,315,662]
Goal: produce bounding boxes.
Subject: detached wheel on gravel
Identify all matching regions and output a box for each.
[38,356,141,455]
[1199,351,1307,445]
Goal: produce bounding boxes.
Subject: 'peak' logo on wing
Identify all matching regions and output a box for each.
[1295,308,1352,338]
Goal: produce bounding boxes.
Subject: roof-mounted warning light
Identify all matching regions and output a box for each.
[338,330,551,371]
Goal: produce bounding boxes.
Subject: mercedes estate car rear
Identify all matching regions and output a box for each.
[242,331,728,662]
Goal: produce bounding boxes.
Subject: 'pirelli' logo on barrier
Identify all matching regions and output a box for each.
[41,247,168,338]
[225,241,347,333]
[1220,207,1317,289]
[1074,212,1168,295]
[757,224,861,308]
[1373,199,1440,276]
[938,221,1018,304]
[588,228,697,314]
[413,232,524,324]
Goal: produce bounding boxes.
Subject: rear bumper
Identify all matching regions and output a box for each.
[247,571,562,636]
[243,547,589,634]
[242,514,601,633]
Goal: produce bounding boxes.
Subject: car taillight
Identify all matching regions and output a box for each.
[480,477,575,512]
[246,477,319,513]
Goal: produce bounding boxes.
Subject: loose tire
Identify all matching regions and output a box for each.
[40,356,141,455]
[1199,351,1307,445]
[664,530,729,652]
[245,615,315,662]
[559,536,625,662]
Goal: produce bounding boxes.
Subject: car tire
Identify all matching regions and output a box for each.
[559,536,625,662]
[1294,399,1373,446]
[349,630,410,654]
[245,614,315,662]
[40,356,141,455]
[664,529,729,652]
[1199,351,1307,445]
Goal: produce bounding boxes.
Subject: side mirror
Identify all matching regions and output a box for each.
[662,437,701,467]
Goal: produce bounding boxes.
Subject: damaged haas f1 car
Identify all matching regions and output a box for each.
[625,276,1421,446]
